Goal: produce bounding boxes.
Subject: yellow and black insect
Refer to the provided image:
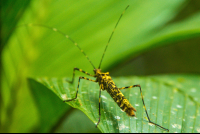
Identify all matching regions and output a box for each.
[20,5,169,132]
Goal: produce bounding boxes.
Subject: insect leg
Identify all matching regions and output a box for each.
[118,85,169,132]
[96,85,102,127]
[67,68,95,83]
[63,76,96,102]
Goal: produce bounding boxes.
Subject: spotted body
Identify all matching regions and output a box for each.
[95,69,136,116]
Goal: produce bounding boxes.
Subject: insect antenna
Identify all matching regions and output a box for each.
[98,5,129,69]
[17,24,96,69]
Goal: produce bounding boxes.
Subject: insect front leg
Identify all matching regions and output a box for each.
[63,76,96,102]
[118,84,169,132]
[67,68,95,84]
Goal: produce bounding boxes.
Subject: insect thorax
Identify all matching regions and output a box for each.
[94,69,111,88]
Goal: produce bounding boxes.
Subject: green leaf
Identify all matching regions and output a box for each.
[11,0,200,77]
[2,0,200,133]
[28,78,71,132]
[32,75,200,133]
[54,109,101,133]
[1,0,31,47]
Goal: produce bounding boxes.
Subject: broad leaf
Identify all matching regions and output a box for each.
[31,75,200,133]
[2,0,200,133]
[28,78,70,132]
[13,0,200,77]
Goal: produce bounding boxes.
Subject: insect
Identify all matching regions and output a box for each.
[20,5,169,132]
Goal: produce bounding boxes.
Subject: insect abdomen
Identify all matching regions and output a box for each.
[106,82,136,116]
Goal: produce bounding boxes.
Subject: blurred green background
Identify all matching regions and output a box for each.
[1,0,200,133]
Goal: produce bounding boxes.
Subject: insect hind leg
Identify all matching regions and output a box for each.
[118,85,169,132]
[63,76,96,102]
[119,85,151,120]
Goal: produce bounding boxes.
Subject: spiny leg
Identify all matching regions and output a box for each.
[67,67,94,84]
[96,85,102,127]
[118,85,169,132]
[63,76,96,102]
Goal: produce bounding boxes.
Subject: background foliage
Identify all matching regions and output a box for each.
[1,0,200,133]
